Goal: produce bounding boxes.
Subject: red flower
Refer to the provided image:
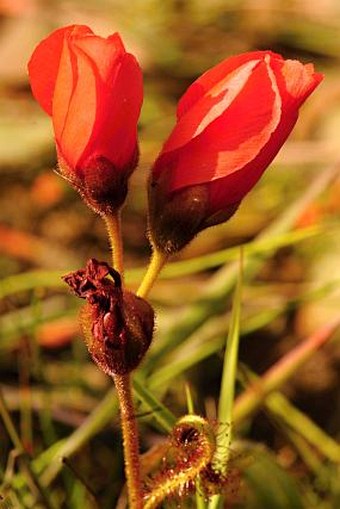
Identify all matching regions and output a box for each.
[28,25,143,214]
[148,51,323,254]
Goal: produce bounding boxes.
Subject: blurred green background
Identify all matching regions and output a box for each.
[1,1,340,508]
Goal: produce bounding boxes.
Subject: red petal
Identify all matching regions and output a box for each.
[277,59,323,107]
[161,58,262,155]
[73,32,125,82]
[177,50,283,118]
[51,38,75,148]
[28,25,92,115]
[206,110,298,210]
[52,41,97,170]
[155,55,282,191]
[79,52,143,169]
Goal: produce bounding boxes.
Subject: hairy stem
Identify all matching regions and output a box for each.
[113,374,143,509]
[104,213,142,507]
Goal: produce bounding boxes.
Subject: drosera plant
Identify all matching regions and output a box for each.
[17,22,328,508]
[2,165,340,508]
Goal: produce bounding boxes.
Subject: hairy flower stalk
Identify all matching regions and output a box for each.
[114,374,143,509]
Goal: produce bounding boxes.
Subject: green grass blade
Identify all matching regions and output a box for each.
[185,383,194,415]
[267,392,340,463]
[0,270,65,298]
[132,377,176,433]
[240,366,340,463]
[148,276,339,392]
[233,319,340,425]
[208,253,243,509]
[216,255,243,465]
[149,338,220,389]
[160,225,320,279]
[0,226,321,299]
[41,389,118,486]
[17,377,176,491]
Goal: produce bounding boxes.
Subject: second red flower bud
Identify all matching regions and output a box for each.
[148,51,323,254]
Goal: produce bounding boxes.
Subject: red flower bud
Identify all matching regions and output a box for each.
[63,259,154,375]
[148,51,323,254]
[28,25,143,215]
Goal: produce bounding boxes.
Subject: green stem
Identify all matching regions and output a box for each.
[113,374,143,509]
[137,248,168,299]
[104,211,124,277]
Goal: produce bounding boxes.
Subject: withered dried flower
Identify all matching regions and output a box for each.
[63,258,154,375]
